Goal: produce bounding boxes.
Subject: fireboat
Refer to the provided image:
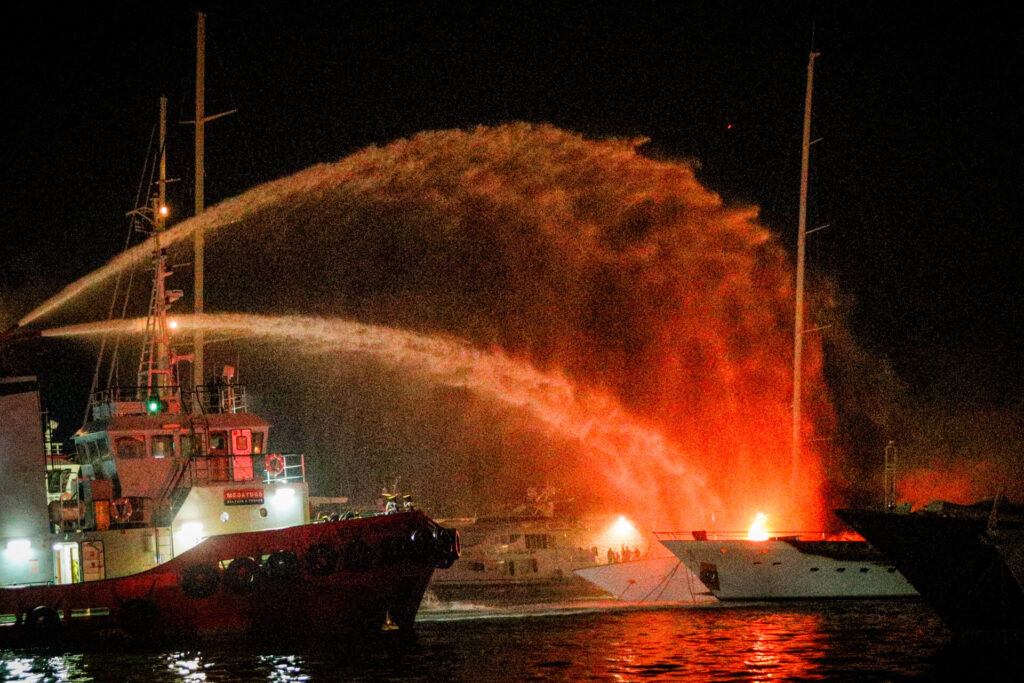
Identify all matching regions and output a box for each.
[0,14,458,645]
[1,239,459,645]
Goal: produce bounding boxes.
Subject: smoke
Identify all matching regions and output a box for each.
[27,123,837,529]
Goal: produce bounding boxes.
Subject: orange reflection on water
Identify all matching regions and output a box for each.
[739,613,824,680]
[591,606,827,680]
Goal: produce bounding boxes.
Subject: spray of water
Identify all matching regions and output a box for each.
[23,123,835,529]
[43,313,721,526]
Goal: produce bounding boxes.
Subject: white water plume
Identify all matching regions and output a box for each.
[17,161,358,327]
[42,312,720,522]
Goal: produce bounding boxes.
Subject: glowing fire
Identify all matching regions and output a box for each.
[747,512,770,541]
[611,516,637,540]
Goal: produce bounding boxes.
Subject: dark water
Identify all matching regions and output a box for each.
[2,600,1020,681]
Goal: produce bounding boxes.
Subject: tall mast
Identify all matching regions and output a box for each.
[137,96,175,399]
[791,50,819,493]
[192,12,206,404]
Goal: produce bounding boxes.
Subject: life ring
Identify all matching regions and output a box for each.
[111,497,133,523]
[264,549,300,581]
[304,543,340,576]
[181,563,221,598]
[223,557,261,593]
[265,454,285,477]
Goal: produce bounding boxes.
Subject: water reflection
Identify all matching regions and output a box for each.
[164,652,207,682]
[738,613,822,679]
[1,654,83,682]
[257,654,310,682]
[1,601,1014,681]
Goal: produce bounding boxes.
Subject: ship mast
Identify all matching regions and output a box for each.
[190,12,235,406]
[791,50,819,493]
[136,96,178,400]
[192,12,206,403]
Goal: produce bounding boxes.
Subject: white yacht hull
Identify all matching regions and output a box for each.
[660,538,918,600]
[574,556,716,603]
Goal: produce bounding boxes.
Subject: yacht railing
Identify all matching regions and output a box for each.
[654,530,832,542]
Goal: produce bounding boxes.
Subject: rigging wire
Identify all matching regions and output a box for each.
[82,122,159,428]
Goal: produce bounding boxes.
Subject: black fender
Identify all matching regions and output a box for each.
[223,557,262,593]
[264,550,301,582]
[181,562,221,598]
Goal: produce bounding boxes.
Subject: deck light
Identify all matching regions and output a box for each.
[5,539,32,561]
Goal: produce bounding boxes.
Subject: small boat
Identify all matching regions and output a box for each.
[0,15,458,645]
[837,500,1024,634]
[427,515,607,604]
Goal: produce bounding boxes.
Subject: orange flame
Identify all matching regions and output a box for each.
[747,512,770,541]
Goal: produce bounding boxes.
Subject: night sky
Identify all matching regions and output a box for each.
[2,3,1021,500]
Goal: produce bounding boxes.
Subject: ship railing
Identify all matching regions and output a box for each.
[88,385,184,417]
[261,452,305,485]
[184,452,305,486]
[188,383,249,415]
[653,530,832,542]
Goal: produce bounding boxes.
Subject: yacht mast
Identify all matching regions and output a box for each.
[791,50,819,493]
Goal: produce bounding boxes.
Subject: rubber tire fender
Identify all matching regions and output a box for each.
[408,527,437,564]
[264,549,301,582]
[436,528,460,569]
[223,557,261,593]
[181,562,221,598]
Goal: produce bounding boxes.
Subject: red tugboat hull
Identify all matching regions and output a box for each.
[1,510,457,645]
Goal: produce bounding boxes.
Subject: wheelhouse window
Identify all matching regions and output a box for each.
[152,435,174,459]
[252,431,265,454]
[231,429,252,455]
[209,431,228,454]
[181,434,195,459]
[525,534,552,550]
[115,437,144,459]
